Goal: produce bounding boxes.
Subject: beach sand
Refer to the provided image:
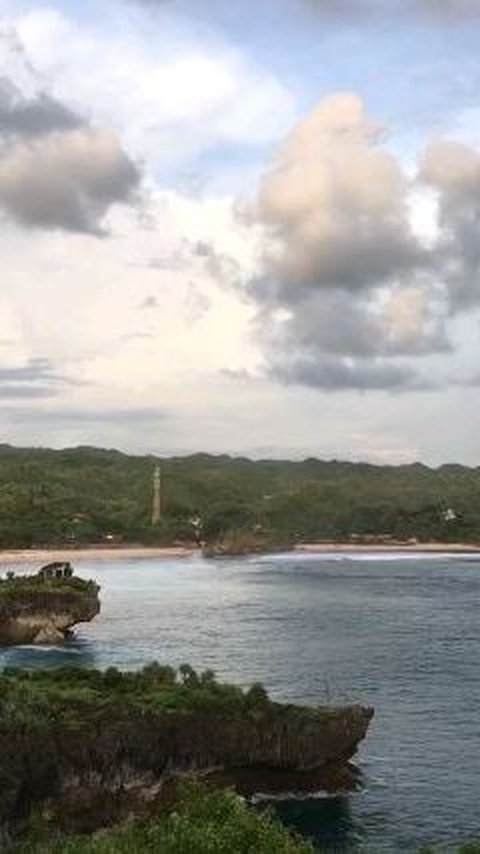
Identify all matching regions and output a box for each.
[0,546,199,565]
[1,542,480,567]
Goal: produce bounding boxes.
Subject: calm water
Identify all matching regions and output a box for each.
[2,552,480,852]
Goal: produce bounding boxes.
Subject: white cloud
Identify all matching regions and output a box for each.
[0,189,259,402]
[13,6,295,171]
[1,3,480,463]
[245,93,480,391]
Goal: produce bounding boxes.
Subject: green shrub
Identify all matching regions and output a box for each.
[246,682,269,708]
[141,661,176,686]
[10,783,314,853]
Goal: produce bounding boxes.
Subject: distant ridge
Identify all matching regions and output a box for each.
[0,441,476,471]
[0,444,478,548]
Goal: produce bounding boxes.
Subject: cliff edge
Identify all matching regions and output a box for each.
[0,570,100,644]
[0,665,373,838]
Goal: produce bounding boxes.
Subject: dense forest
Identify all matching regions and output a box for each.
[0,444,479,548]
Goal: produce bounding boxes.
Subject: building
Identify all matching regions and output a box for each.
[38,562,74,581]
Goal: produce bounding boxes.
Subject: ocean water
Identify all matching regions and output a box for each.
[2,551,480,852]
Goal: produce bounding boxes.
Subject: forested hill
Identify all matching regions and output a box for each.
[0,444,479,548]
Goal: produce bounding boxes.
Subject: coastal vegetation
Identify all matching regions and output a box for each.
[0,663,372,844]
[0,573,97,602]
[0,662,347,730]
[0,444,479,549]
[9,782,314,853]
[8,781,480,853]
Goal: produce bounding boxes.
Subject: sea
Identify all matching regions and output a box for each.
[1,551,480,852]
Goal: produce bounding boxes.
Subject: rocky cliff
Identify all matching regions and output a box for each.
[0,575,100,644]
[202,529,291,557]
[0,666,373,839]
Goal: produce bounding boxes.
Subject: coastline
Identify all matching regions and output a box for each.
[295,541,480,554]
[0,541,480,565]
[0,545,199,564]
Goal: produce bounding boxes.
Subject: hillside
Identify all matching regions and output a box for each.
[0,444,479,548]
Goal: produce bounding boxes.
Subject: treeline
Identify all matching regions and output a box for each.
[0,444,479,548]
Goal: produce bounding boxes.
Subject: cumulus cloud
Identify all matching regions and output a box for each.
[256,94,421,293]
[273,356,423,392]
[0,30,141,235]
[247,93,480,391]
[420,140,480,309]
[191,239,243,288]
[0,127,140,234]
[0,76,83,138]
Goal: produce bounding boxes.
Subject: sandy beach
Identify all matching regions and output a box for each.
[0,545,199,565]
[1,542,480,567]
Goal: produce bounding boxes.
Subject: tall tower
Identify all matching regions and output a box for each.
[151,465,162,525]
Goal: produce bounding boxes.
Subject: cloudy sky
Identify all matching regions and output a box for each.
[1,0,480,464]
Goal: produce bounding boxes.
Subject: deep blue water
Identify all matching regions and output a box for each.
[2,552,480,852]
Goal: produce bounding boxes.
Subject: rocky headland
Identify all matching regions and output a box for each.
[202,529,292,557]
[0,665,373,841]
[0,569,100,644]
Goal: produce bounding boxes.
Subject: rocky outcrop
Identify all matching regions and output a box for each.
[0,694,373,836]
[203,530,291,557]
[0,577,100,644]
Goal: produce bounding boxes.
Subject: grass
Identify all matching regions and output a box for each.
[10,782,480,854]
[9,782,315,853]
[0,663,337,731]
[0,574,98,603]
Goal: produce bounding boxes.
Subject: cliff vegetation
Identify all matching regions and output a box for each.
[0,663,372,842]
[0,573,100,644]
[9,782,314,853]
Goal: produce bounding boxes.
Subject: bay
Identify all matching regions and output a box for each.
[2,551,480,852]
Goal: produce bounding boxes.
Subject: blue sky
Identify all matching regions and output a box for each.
[11,0,480,160]
[1,0,480,464]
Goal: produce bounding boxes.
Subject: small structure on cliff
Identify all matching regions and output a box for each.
[38,561,74,581]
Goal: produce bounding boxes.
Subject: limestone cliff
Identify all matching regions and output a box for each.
[0,575,100,644]
[0,666,373,837]
[202,529,291,557]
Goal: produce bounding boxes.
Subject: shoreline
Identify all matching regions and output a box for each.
[295,541,480,554]
[0,545,199,564]
[0,541,480,565]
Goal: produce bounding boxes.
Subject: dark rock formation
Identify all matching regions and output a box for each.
[202,530,291,557]
[0,574,100,644]
[0,685,373,838]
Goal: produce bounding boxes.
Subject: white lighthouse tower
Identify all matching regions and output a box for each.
[151,465,162,525]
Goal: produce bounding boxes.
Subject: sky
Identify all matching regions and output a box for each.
[1,0,480,465]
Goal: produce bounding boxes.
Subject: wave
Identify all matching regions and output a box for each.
[251,788,367,804]
[256,550,480,563]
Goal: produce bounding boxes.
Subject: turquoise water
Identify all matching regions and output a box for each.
[2,552,480,852]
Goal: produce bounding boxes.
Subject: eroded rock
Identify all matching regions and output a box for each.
[0,571,100,645]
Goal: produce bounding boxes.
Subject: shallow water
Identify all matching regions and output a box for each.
[2,552,480,852]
